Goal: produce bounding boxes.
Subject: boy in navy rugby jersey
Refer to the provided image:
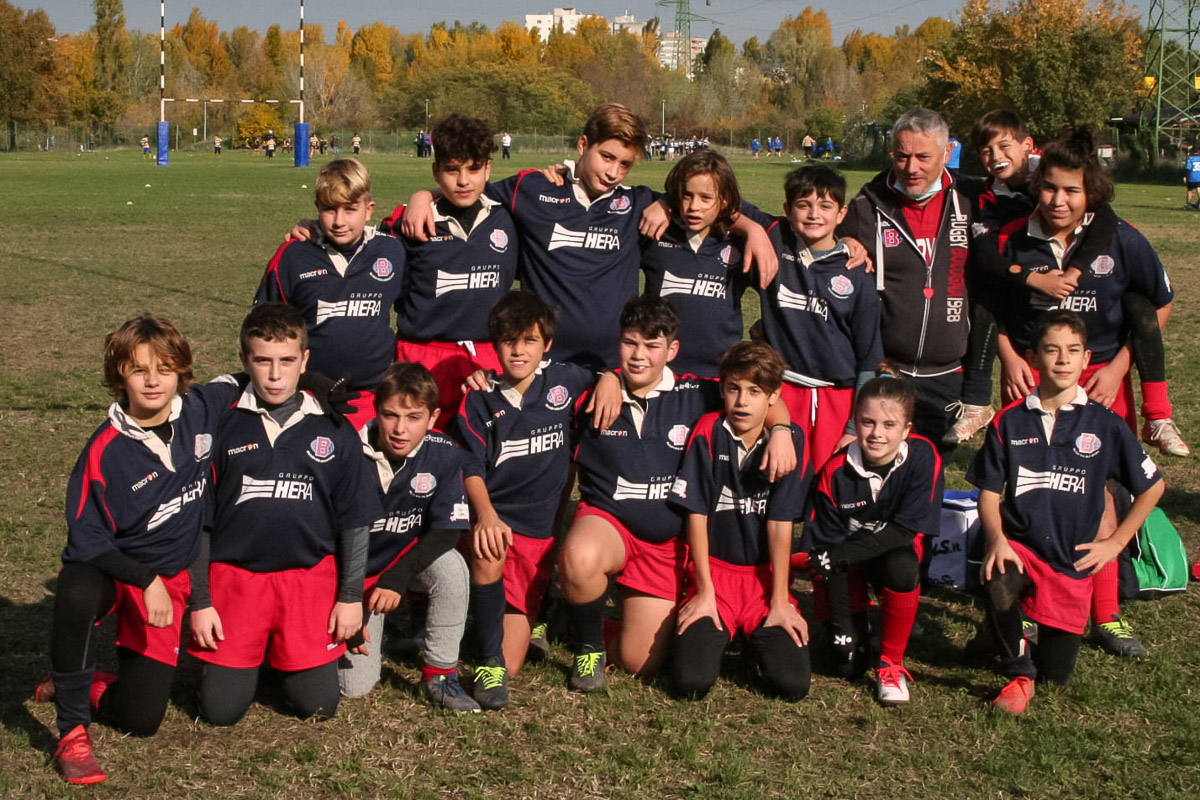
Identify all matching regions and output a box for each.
[339,362,478,712]
[41,316,239,785]
[188,304,381,727]
[801,368,943,705]
[456,291,595,708]
[968,310,1163,714]
[669,341,812,700]
[400,104,779,371]
[640,149,752,377]
[257,157,406,429]
[559,296,797,692]
[380,114,518,415]
[750,165,883,470]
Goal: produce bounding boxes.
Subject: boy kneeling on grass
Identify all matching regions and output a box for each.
[339,362,478,712]
[188,303,382,727]
[668,341,813,700]
[41,316,240,785]
[968,309,1164,714]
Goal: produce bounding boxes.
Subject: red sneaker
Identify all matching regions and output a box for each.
[990,675,1035,715]
[32,673,55,703]
[89,671,117,712]
[55,725,106,785]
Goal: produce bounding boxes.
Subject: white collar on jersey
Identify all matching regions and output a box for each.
[431,194,500,241]
[845,438,910,489]
[1025,385,1089,413]
[495,361,549,409]
[359,420,427,490]
[108,394,184,439]
[795,239,851,269]
[721,416,769,467]
[620,366,676,403]
[562,159,628,209]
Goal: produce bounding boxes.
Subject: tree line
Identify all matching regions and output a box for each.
[0,0,1146,154]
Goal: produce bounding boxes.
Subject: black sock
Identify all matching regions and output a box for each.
[471,579,506,662]
[53,668,94,736]
[569,596,606,652]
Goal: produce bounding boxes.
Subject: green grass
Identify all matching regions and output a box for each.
[2,148,1200,798]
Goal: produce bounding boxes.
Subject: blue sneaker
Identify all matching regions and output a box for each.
[423,673,481,713]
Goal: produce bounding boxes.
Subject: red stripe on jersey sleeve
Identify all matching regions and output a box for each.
[510,169,541,214]
[909,434,942,503]
[77,426,121,530]
[262,239,295,304]
[996,215,1030,254]
[380,204,407,237]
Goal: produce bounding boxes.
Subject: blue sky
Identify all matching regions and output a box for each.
[21,0,966,45]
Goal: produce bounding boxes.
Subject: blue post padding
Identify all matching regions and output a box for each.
[294,123,309,167]
[156,121,169,166]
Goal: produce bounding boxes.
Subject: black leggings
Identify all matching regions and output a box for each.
[1122,292,1165,383]
[50,562,176,736]
[985,568,1081,685]
[198,661,340,726]
[962,301,999,406]
[673,619,810,701]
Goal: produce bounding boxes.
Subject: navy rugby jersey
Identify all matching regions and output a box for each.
[757,223,882,386]
[968,389,1162,578]
[256,228,406,391]
[457,362,594,538]
[997,215,1174,364]
[574,369,721,543]
[669,413,810,566]
[360,425,470,578]
[382,198,518,343]
[801,435,944,553]
[640,221,751,377]
[211,390,382,572]
[975,176,1034,236]
[486,165,657,370]
[63,380,240,578]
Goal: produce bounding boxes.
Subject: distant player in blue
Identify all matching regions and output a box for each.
[640,150,752,377]
[751,138,761,158]
[946,135,963,174]
[189,303,382,728]
[457,291,595,708]
[257,158,406,430]
[1183,147,1200,209]
[669,341,812,700]
[968,310,1164,714]
[41,316,238,785]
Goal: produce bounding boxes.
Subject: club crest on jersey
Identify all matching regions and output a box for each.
[608,195,632,214]
[545,385,571,411]
[410,472,437,497]
[882,228,902,248]
[829,275,854,299]
[1090,255,1114,277]
[1074,432,1102,457]
[719,244,741,266]
[371,258,394,281]
[489,229,509,253]
[667,424,690,450]
[193,433,213,460]
[308,436,336,463]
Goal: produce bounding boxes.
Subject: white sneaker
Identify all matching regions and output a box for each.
[1142,418,1191,457]
[876,658,912,705]
[943,402,995,444]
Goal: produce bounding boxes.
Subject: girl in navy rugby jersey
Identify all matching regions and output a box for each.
[38,317,238,785]
[993,127,1176,657]
[640,150,752,377]
[802,367,943,705]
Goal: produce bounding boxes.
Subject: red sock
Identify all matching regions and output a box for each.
[89,671,117,712]
[421,664,456,682]
[1091,561,1121,623]
[879,587,920,665]
[1140,381,1172,421]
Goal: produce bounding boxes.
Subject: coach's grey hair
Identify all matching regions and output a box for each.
[891,108,950,150]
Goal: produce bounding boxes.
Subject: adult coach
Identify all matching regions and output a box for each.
[837,108,974,443]
[501,131,512,159]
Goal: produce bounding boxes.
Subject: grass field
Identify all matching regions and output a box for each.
[2,148,1199,798]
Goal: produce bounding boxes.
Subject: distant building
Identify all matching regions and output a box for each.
[657,31,709,77]
[525,7,594,41]
[611,13,642,36]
